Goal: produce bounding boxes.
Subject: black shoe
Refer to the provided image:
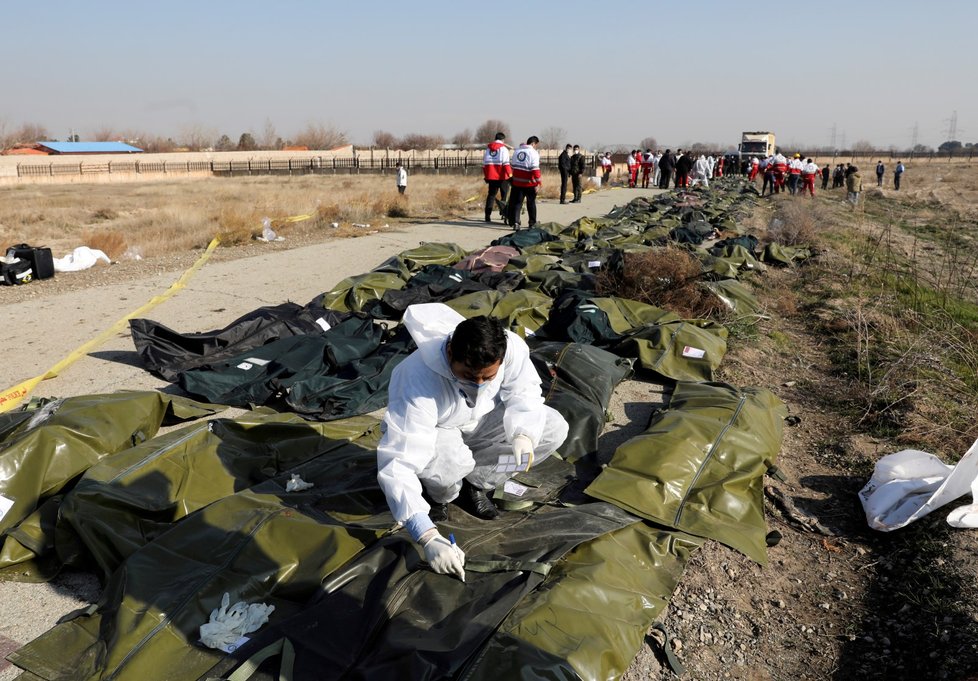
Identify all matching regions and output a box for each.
[460,479,499,520]
[559,200,566,204]
[485,217,492,223]
[429,502,449,522]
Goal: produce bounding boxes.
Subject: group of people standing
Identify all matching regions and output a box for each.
[558,144,588,204]
[482,132,542,229]
[747,153,823,198]
[598,149,726,191]
[874,160,906,190]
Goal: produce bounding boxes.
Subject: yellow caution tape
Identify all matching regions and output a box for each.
[0,237,221,413]
[279,214,313,224]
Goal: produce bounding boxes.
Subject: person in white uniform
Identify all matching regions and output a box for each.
[376,303,569,580]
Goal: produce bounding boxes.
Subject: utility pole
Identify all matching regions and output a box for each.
[910,122,919,149]
[943,110,959,141]
[829,123,837,151]
[839,131,846,151]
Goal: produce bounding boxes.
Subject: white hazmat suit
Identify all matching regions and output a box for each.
[377,303,568,543]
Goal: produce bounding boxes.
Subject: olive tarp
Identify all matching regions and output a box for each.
[0,392,220,579]
[4,178,795,680]
[529,342,633,463]
[585,381,789,563]
[56,413,382,581]
[197,504,648,681]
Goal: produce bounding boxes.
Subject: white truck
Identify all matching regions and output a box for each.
[739,131,776,158]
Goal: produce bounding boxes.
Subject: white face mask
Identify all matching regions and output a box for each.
[455,377,491,406]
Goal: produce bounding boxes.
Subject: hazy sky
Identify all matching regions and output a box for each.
[3,1,974,150]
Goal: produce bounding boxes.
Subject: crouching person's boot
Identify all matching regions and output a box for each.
[460,478,499,520]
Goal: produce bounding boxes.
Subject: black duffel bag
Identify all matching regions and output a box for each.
[5,244,54,279]
[1,259,33,285]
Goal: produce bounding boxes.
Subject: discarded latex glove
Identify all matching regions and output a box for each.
[53,247,111,272]
[199,592,275,650]
[511,434,535,472]
[285,473,314,492]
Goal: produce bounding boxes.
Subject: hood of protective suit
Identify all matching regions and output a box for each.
[402,303,465,380]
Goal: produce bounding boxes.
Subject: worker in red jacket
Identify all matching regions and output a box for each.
[748,156,760,181]
[801,158,820,197]
[640,149,653,188]
[626,150,639,188]
[482,132,512,223]
[506,136,542,229]
[771,153,788,194]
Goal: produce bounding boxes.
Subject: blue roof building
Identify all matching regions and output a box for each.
[36,141,143,154]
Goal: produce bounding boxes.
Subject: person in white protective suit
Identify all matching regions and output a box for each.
[376,303,569,580]
[691,155,710,188]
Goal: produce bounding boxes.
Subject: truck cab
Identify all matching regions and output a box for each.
[739,131,776,158]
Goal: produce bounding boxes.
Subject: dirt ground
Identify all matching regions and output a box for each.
[2,170,978,680]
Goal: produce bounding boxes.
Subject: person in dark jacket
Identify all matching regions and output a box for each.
[570,145,586,202]
[657,149,675,188]
[875,160,885,187]
[558,144,572,204]
[675,152,693,190]
[821,164,831,190]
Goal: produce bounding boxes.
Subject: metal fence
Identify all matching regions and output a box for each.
[10,150,597,180]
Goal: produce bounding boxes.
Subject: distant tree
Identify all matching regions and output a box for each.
[639,136,658,151]
[180,124,216,151]
[852,139,875,152]
[215,134,235,151]
[1,122,49,148]
[912,143,933,154]
[274,137,284,150]
[258,118,278,150]
[373,130,397,148]
[451,128,473,148]
[938,140,963,153]
[540,126,567,150]
[92,127,120,142]
[294,122,348,150]
[398,133,445,150]
[137,135,176,153]
[475,119,510,143]
[237,132,257,151]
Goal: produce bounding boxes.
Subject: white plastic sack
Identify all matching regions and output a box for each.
[859,438,978,531]
[53,246,111,272]
[199,592,275,651]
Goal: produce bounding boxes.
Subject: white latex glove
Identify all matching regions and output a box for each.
[512,434,535,472]
[422,534,466,582]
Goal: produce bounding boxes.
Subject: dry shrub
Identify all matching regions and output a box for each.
[596,246,725,318]
[81,229,128,259]
[767,201,822,246]
[121,208,216,255]
[431,187,463,213]
[216,207,260,245]
[387,197,409,218]
[90,207,118,221]
[315,203,342,226]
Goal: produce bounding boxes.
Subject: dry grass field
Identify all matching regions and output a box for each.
[0,171,583,261]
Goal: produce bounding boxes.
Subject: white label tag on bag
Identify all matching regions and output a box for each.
[503,480,529,497]
[681,345,706,359]
[587,260,602,268]
[237,357,271,370]
[0,494,14,522]
[314,317,332,332]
